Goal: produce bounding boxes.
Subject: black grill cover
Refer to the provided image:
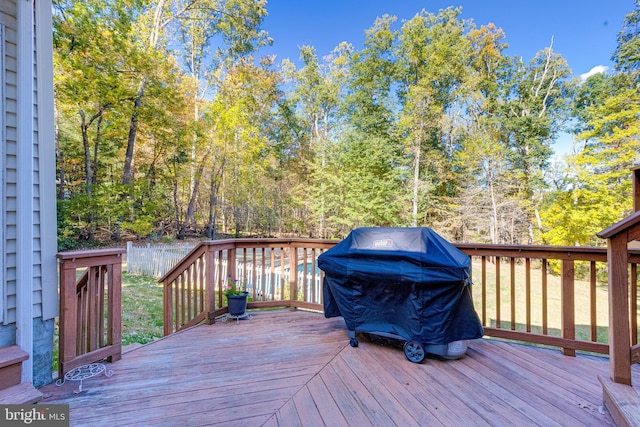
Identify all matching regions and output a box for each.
[318,227,483,344]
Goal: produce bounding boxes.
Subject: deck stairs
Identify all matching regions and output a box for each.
[0,345,43,403]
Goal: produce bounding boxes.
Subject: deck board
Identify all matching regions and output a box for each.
[305,376,350,427]
[39,310,634,426]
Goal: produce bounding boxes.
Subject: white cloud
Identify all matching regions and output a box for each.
[579,65,609,81]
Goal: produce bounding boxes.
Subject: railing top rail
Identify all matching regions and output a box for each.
[58,248,125,269]
[456,243,640,262]
[455,243,607,253]
[199,237,340,247]
[57,248,126,260]
[598,209,640,239]
[158,243,209,284]
[159,238,340,285]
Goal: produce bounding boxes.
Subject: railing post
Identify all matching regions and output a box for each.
[228,248,237,285]
[163,275,173,335]
[107,264,122,362]
[205,247,216,325]
[608,233,632,385]
[633,166,640,213]
[58,257,78,378]
[561,259,575,357]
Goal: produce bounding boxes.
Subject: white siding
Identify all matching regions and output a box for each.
[0,0,54,326]
[36,0,57,320]
[0,20,4,324]
[1,2,15,326]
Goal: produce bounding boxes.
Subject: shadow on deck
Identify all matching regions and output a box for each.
[39,310,634,426]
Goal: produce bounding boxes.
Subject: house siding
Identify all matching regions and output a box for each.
[3,0,18,328]
[1,0,56,387]
[34,0,58,386]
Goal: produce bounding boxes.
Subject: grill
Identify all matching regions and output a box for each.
[318,227,483,363]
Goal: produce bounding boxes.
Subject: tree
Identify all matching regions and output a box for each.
[121,0,269,189]
[396,7,471,227]
[494,41,573,243]
[452,23,515,243]
[309,130,407,236]
[344,15,398,137]
[539,1,640,245]
[283,43,350,237]
[54,0,141,239]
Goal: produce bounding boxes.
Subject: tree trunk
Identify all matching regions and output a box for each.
[79,108,103,240]
[55,103,65,200]
[173,170,182,238]
[207,158,224,239]
[79,110,92,193]
[411,139,421,227]
[488,167,498,244]
[411,119,427,227]
[122,0,198,186]
[92,114,103,185]
[122,87,143,186]
[183,155,208,235]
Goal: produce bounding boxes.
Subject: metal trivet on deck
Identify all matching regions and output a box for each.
[221,312,253,324]
[56,362,113,392]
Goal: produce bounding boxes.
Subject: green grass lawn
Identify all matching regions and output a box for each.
[120,273,165,345]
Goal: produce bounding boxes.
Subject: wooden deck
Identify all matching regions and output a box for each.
[39,310,636,426]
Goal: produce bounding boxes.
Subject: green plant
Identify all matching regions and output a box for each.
[223,276,247,297]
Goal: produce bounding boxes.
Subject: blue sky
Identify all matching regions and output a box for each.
[260,0,633,78]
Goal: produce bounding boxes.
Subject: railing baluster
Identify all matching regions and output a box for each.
[542,259,548,335]
[311,248,317,304]
[217,251,224,309]
[496,257,501,329]
[290,247,298,308]
[510,257,516,331]
[99,266,106,348]
[481,256,486,326]
[280,248,285,301]
[303,248,308,302]
[270,248,276,301]
[590,261,597,342]
[251,248,257,300]
[187,265,192,323]
[631,263,638,345]
[525,258,531,333]
[177,273,183,331]
[562,259,576,357]
[205,248,215,321]
[164,271,173,335]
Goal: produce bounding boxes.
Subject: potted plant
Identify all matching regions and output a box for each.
[224,276,249,317]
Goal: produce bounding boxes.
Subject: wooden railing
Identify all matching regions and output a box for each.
[57,248,124,377]
[54,237,640,385]
[160,239,640,362]
[598,209,640,385]
[457,244,640,358]
[159,239,336,335]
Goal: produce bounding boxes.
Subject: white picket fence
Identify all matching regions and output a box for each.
[126,242,196,277]
[126,242,324,303]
